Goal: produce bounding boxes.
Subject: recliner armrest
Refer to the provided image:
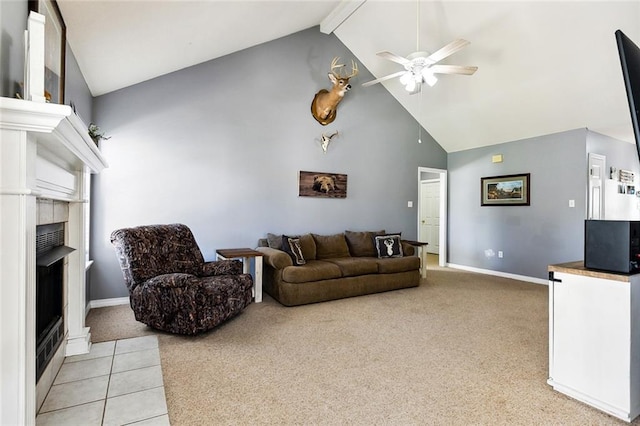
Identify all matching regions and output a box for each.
[255,247,293,269]
[201,259,242,276]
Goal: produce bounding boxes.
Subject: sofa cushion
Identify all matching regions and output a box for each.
[376,256,420,274]
[324,257,379,277]
[299,234,317,260]
[344,230,385,257]
[282,235,306,266]
[312,233,351,259]
[266,233,316,260]
[266,233,283,249]
[282,260,342,283]
[374,234,404,258]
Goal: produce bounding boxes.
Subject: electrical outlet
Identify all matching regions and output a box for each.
[498,251,504,258]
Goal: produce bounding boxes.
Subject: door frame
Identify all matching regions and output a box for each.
[418,167,447,267]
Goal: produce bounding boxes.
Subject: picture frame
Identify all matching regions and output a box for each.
[298,171,347,198]
[29,0,66,104]
[481,173,530,206]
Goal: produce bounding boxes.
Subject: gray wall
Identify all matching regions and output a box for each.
[90,27,447,300]
[448,129,588,280]
[65,48,93,125]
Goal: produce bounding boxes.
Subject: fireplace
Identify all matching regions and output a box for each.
[1,96,108,424]
[35,222,74,382]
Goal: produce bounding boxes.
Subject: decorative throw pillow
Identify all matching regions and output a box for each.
[282,235,306,266]
[374,234,403,258]
[267,233,283,250]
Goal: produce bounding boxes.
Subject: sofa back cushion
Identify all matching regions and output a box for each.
[312,233,351,259]
[265,233,316,260]
[344,230,385,257]
[299,234,317,260]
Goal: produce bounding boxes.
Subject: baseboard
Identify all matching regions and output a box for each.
[87,297,130,311]
[446,263,548,285]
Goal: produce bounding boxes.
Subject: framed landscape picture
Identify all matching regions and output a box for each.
[298,171,347,198]
[481,173,530,206]
[29,0,66,104]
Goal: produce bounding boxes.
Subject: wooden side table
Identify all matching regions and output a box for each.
[216,248,264,303]
[402,240,429,278]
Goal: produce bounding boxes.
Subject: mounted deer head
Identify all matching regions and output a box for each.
[319,131,339,154]
[311,57,358,125]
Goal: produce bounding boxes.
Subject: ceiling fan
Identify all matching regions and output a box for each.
[362,38,478,94]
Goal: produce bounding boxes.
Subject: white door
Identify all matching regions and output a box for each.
[419,180,440,254]
[588,153,605,219]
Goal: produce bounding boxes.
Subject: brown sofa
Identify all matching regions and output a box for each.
[256,231,421,306]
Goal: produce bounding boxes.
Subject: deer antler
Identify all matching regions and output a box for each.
[346,60,358,78]
[330,57,358,79]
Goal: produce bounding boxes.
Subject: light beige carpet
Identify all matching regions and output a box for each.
[87,257,631,425]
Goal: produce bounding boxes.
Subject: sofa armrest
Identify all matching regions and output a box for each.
[255,247,293,269]
[401,242,415,256]
[201,259,242,276]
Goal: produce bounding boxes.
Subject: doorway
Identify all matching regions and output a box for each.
[418,167,447,267]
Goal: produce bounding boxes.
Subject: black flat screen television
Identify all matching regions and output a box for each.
[616,30,640,156]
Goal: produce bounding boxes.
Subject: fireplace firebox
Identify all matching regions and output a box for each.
[35,223,74,382]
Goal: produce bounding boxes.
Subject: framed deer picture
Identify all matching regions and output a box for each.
[298,171,347,199]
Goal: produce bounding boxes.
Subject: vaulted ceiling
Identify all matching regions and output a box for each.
[57,0,640,152]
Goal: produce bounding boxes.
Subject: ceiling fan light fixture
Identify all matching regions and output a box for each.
[404,77,417,92]
[422,69,438,87]
[399,71,412,86]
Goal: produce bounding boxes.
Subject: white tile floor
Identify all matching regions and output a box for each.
[36,335,170,426]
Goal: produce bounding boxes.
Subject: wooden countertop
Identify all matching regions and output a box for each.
[548,261,634,282]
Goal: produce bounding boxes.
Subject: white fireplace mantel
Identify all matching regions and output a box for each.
[0,97,108,425]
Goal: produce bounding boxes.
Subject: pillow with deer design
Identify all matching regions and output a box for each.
[374,234,403,258]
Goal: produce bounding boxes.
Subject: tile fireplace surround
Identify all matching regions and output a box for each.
[0,97,108,425]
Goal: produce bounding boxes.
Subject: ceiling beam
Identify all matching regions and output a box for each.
[320,0,367,34]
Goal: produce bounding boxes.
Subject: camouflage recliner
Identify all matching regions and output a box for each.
[110,223,253,335]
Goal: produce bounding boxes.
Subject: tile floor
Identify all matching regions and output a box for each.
[36,335,170,425]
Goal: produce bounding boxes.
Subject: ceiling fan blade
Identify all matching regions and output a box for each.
[430,65,478,75]
[376,51,411,66]
[361,70,407,87]
[426,39,470,64]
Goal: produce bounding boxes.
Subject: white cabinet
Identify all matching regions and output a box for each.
[548,263,640,422]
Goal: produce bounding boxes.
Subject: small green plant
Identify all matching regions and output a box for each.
[88,123,111,144]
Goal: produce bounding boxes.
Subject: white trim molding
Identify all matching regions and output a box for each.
[447,263,548,286]
[88,297,130,310]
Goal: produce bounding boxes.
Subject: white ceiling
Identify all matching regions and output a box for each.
[57,0,640,152]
